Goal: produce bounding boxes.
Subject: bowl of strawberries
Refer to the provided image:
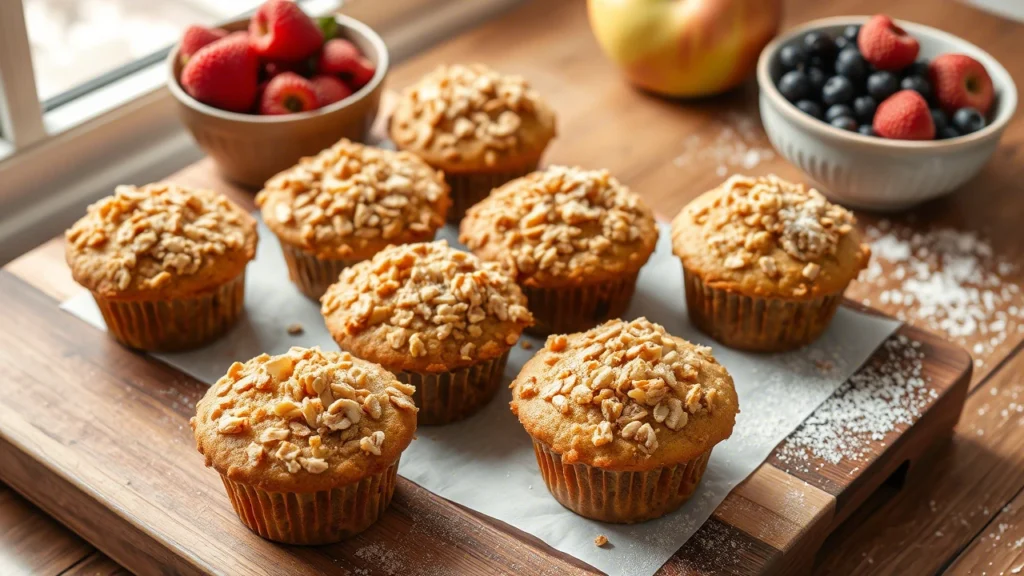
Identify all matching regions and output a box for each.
[168,0,387,188]
[757,14,1017,211]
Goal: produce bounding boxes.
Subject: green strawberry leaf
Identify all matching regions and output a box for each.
[317,16,338,42]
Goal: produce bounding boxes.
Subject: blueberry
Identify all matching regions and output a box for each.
[796,99,824,119]
[806,67,827,94]
[867,71,899,101]
[779,44,807,71]
[808,55,834,74]
[825,104,854,123]
[835,46,868,84]
[904,60,930,78]
[952,107,986,134]
[822,76,855,106]
[830,116,858,131]
[900,75,932,101]
[853,95,877,123]
[843,25,861,43]
[937,126,961,140]
[858,124,876,136]
[930,109,948,132]
[803,31,837,59]
[777,70,810,102]
[835,35,850,51]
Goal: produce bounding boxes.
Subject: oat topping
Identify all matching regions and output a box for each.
[391,64,547,166]
[256,139,448,255]
[65,183,253,291]
[688,174,856,280]
[461,166,656,279]
[517,318,723,455]
[322,241,533,360]
[594,535,609,547]
[207,346,416,475]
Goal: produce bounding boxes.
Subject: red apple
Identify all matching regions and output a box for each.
[587,0,782,97]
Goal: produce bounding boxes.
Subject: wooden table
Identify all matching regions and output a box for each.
[2,0,1023,574]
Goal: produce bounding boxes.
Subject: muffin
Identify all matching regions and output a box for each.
[389,63,557,222]
[321,241,533,425]
[256,139,449,300]
[191,346,418,544]
[671,174,871,352]
[460,165,658,335]
[510,317,738,523]
[64,183,257,351]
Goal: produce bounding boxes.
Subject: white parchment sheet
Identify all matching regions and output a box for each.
[63,220,899,575]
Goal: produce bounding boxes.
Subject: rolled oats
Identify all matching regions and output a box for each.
[392,64,544,160]
[255,140,447,254]
[322,241,532,360]
[461,166,654,280]
[686,175,856,284]
[523,318,726,456]
[204,347,416,476]
[65,184,253,291]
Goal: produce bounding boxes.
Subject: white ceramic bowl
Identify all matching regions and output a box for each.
[757,16,1017,211]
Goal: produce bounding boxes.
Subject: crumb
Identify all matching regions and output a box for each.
[594,534,608,547]
[520,340,533,350]
[287,323,304,336]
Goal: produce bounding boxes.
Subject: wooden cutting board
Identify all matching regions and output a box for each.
[0,159,971,575]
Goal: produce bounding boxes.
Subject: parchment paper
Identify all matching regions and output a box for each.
[62,220,899,575]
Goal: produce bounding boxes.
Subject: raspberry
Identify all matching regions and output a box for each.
[858,15,919,71]
[873,90,935,140]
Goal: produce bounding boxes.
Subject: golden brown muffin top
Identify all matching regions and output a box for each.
[389,64,557,173]
[255,139,449,260]
[65,183,257,299]
[671,175,871,300]
[191,347,417,492]
[322,241,533,373]
[459,166,659,288]
[510,318,738,472]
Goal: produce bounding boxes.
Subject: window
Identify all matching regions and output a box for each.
[26,0,265,106]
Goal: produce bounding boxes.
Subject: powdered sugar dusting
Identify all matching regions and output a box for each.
[856,220,1024,368]
[776,335,935,467]
[672,112,775,176]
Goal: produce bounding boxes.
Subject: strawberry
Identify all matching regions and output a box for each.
[858,15,919,71]
[249,0,322,61]
[318,39,376,88]
[873,90,935,140]
[181,33,259,113]
[179,25,228,66]
[260,72,318,114]
[263,59,312,80]
[311,75,353,107]
[929,54,994,115]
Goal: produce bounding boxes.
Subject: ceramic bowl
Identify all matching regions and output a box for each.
[757,16,1016,211]
[167,14,388,188]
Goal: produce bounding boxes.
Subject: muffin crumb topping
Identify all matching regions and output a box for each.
[65,183,253,291]
[256,139,448,255]
[519,318,724,455]
[322,241,533,361]
[206,347,416,475]
[460,166,657,280]
[391,64,544,166]
[689,174,856,283]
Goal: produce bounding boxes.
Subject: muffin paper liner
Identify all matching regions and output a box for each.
[219,459,400,545]
[92,272,245,352]
[280,244,359,301]
[683,268,845,352]
[446,163,539,224]
[522,273,640,336]
[392,350,510,426]
[532,441,711,524]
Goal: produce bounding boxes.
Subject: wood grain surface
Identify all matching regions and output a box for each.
[2,0,1023,574]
